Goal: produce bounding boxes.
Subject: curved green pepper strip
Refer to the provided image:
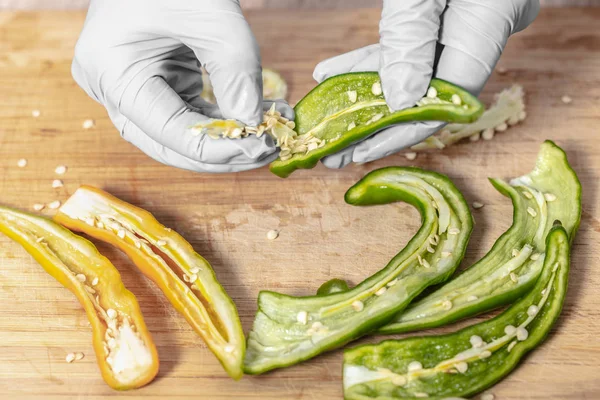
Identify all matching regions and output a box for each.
[343,223,570,399]
[379,140,581,334]
[317,278,350,295]
[270,73,484,178]
[244,167,473,374]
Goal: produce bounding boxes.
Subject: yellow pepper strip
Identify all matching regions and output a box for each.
[54,186,245,380]
[0,206,159,390]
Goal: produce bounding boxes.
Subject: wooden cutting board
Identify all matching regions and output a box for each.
[0,7,598,399]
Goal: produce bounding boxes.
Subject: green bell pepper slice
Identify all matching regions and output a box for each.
[343,222,571,399]
[244,167,473,374]
[269,72,484,178]
[379,140,581,334]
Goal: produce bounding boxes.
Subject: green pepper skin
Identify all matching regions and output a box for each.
[244,167,473,374]
[269,73,484,178]
[379,140,581,334]
[317,279,351,295]
[344,223,571,400]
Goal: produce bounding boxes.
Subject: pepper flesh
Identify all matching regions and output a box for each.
[269,73,484,177]
[380,140,581,334]
[0,206,158,390]
[244,167,473,374]
[53,186,245,380]
[344,223,571,399]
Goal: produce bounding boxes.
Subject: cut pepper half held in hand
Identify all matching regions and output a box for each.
[244,167,473,374]
[0,206,159,390]
[343,222,571,400]
[54,186,246,380]
[270,73,484,177]
[379,140,581,334]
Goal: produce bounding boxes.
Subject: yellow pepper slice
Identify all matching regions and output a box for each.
[0,206,158,390]
[54,186,245,379]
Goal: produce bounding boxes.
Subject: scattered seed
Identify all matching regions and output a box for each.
[470,335,484,348]
[426,87,437,99]
[32,110,41,118]
[106,309,117,319]
[451,94,462,105]
[286,121,296,129]
[512,248,519,257]
[495,122,508,132]
[386,279,398,287]
[527,305,539,317]
[17,158,28,168]
[516,327,529,341]
[467,295,478,302]
[507,341,517,353]
[266,230,279,240]
[479,350,492,359]
[407,361,423,372]
[426,245,435,254]
[52,179,64,189]
[370,113,384,123]
[48,200,61,209]
[391,375,407,386]
[421,258,431,269]
[404,152,417,161]
[65,353,75,363]
[497,66,508,75]
[183,274,190,283]
[507,115,520,125]
[375,287,387,296]
[92,277,99,286]
[481,393,495,400]
[527,207,537,217]
[311,321,323,330]
[504,325,517,336]
[75,352,84,361]
[82,119,95,129]
[530,253,540,261]
[448,228,460,235]
[510,272,518,283]
[117,229,126,239]
[441,300,453,310]
[84,217,95,227]
[190,267,201,274]
[481,128,495,140]
[75,274,86,283]
[224,345,234,354]
[371,82,382,96]
[469,133,480,142]
[352,300,364,312]
[134,240,141,249]
[561,95,572,104]
[347,90,358,103]
[414,392,428,398]
[33,203,45,211]
[522,191,533,199]
[36,237,44,243]
[472,202,484,209]
[189,274,198,282]
[518,111,527,121]
[544,193,557,202]
[347,122,356,131]
[455,362,468,373]
[156,239,167,246]
[296,311,308,325]
[55,165,67,175]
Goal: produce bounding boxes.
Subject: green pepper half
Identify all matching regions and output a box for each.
[344,222,571,399]
[244,167,473,374]
[269,73,484,178]
[379,140,581,334]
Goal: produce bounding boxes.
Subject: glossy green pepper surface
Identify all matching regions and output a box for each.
[269,73,484,178]
[380,141,581,334]
[244,167,473,374]
[344,223,571,399]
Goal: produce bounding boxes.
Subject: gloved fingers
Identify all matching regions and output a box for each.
[313,44,380,83]
[119,73,276,165]
[349,50,380,73]
[174,1,264,126]
[321,146,357,170]
[352,121,444,164]
[509,0,540,33]
[379,0,446,111]
[120,117,277,173]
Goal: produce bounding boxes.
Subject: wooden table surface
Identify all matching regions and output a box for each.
[0,8,599,400]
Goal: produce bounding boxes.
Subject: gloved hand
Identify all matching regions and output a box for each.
[72,0,293,173]
[313,0,539,169]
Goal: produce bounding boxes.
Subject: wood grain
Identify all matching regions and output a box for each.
[0,7,599,399]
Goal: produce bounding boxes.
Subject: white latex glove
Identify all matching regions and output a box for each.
[314,0,539,169]
[72,0,293,173]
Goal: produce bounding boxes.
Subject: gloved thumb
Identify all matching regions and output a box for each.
[379,0,446,111]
